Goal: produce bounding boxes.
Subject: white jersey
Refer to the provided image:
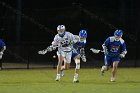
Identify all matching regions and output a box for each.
[52,31,75,52]
[73,35,80,42]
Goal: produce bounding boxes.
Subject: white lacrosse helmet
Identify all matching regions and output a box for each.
[57,25,65,35]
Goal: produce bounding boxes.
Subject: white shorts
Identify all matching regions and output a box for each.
[57,50,72,63]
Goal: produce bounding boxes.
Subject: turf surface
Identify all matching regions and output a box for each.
[0,68,140,93]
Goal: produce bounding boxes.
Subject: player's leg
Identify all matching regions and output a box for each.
[55,52,64,81]
[60,61,70,76]
[60,62,66,76]
[72,49,80,83]
[73,54,80,83]
[64,52,72,69]
[61,56,71,70]
[101,55,110,75]
[110,61,119,82]
[110,57,120,82]
[60,52,71,76]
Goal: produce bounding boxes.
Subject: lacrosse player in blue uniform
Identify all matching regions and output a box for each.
[72,30,87,83]
[101,29,127,82]
[0,39,6,70]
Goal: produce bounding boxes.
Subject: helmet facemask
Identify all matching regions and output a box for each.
[79,36,86,41]
[57,25,65,35]
[114,29,123,41]
[114,35,121,41]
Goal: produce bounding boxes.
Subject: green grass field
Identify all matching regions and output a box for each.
[0,68,140,93]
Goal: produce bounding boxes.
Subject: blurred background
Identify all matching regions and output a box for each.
[0,0,139,69]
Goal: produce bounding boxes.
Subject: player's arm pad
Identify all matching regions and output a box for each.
[102,44,108,55]
[120,50,127,58]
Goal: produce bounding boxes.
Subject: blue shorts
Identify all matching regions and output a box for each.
[72,48,80,59]
[104,55,120,66]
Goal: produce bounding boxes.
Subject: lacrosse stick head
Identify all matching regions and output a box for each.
[90,48,101,54]
[38,50,47,55]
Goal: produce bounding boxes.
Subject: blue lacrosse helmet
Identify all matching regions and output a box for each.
[114,29,123,37]
[79,30,87,38]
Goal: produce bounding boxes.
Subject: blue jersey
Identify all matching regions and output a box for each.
[103,36,127,57]
[73,41,86,50]
[0,39,6,49]
[72,35,86,58]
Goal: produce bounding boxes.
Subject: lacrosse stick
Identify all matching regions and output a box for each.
[38,45,59,55]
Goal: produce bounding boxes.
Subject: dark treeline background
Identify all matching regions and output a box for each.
[0,0,139,68]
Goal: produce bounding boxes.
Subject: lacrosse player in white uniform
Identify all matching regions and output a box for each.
[60,30,87,83]
[38,25,75,81]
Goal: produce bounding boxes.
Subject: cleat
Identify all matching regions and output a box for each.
[73,80,79,83]
[73,74,79,83]
[110,77,115,82]
[55,75,60,81]
[55,78,60,81]
[73,77,79,83]
[55,79,60,81]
